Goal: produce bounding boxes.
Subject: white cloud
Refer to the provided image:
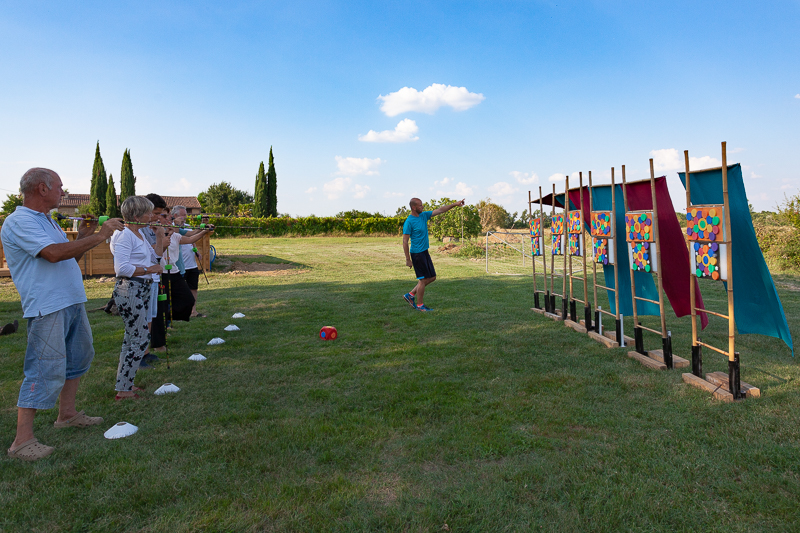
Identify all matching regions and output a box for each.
[323,177,351,200]
[335,156,383,176]
[488,181,518,197]
[730,147,745,154]
[510,171,539,185]
[455,182,473,196]
[781,184,793,190]
[650,148,721,172]
[384,191,404,198]
[378,83,485,117]
[305,186,317,193]
[434,177,453,188]
[358,119,419,143]
[795,94,800,99]
[548,173,565,182]
[353,184,371,199]
[750,172,763,179]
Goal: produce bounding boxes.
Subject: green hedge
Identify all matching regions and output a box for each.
[205,215,405,237]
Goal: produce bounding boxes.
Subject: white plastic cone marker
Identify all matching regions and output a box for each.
[188,353,207,361]
[223,324,240,332]
[154,383,181,395]
[104,421,138,440]
[207,337,225,345]
[232,313,245,318]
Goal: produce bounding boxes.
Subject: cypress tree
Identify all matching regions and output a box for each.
[120,149,136,200]
[89,142,107,215]
[266,146,277,217]
[253,161,268,218]
[106,174,121,218]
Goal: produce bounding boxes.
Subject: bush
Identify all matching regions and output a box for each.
[206,215,405,238]
[755,223,800,272]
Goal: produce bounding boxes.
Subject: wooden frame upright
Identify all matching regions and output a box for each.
[527,186,549,311]
[621,162,675,369]
[684,142,743,398]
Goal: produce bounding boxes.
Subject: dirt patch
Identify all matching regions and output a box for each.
[227,261,306,276]
[437,243,462,254]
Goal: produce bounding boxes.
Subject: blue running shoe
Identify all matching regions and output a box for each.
[403,293,417,308]
[417,304,433,312]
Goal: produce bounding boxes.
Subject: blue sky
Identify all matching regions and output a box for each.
[1,1,798,216]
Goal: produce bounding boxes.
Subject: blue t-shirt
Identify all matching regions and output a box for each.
[1,206,87,318]
[403,211,433,253]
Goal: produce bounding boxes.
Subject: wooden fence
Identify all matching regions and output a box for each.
[0,232,211,277]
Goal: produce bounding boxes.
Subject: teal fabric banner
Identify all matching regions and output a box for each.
[679,164,793,355]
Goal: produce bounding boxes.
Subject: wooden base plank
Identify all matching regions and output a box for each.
[544,312,563,321]
[682,373,735,402]
[705,371,761,399]
[604,331,635,346]
[647,349,690,369]
[531,307,547,315]
[564,320,587,334]
[627,351,667,370]
[587,331,619,348]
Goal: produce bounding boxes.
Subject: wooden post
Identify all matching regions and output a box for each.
[579,173,589,328]
[588,171,598,323]
[685,150,702,376]
[722,142,735,362]
[650,158,672,369]
[550,183,557,313]
[528,190,538,303]
[612,168,622,345]
[563,176,570,320]
[540,185,549,311]
[622,165,642,353]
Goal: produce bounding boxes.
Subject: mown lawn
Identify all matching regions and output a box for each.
[1,236,799,532]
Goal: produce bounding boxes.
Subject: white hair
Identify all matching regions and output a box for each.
[20,168,55,196]
[170,205,187,216]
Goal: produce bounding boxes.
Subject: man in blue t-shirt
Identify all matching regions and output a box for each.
[402,197,465,311]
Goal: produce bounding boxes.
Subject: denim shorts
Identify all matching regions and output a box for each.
[17,303,95,410]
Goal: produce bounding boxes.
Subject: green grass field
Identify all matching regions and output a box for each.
[1,236,799,532]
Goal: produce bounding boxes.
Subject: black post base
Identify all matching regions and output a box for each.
[594,310,601,334]
[562,298,568,320]
[729,352,743,400]
[615,319,622,347]
[550,294,556,315]
[569,300,577,322]
[634,325,645,355]
[534,292,540,310]
[662,335,673,370]
[584,306,592,332]
[691,343,703,377]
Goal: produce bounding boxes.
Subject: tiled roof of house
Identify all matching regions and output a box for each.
[60,194,201,209]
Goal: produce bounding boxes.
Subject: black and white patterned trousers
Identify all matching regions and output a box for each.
[113,278,152,391]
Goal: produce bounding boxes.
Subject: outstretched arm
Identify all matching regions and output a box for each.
[431,199,465,217]
[39,218,124,263]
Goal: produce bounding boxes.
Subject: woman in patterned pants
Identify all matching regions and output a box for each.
[109,196,165,400]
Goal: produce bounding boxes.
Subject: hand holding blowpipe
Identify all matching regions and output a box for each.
[52,213,124,238]
[52,213,214,232]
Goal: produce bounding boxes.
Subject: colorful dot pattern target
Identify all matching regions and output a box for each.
[625,212,654,242]
[531,236,542,256]
[551,214,564,235]
[693,242,721,280]
[529,217,542,238]
[568,234,582,256]
[590,211,612,238]
[593,238,609,265]
[630,242,653,272]
[551,234,562,255]
[568,211,582,234]
[686,206,723,242]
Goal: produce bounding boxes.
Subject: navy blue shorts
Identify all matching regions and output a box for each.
[411,250,436,280]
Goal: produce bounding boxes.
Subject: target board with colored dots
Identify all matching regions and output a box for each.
[530,218,543,256]
[686,205,727,281]
[625,211,655,242]
[590,211,615,265]
[567,212,583,256]
[593,238,612,265]
[551,214,564,255]
[625,211,657,272]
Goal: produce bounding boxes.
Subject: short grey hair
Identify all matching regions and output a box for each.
[170,205,187,216]
[121,196,154,221]
[20,168,55,196]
